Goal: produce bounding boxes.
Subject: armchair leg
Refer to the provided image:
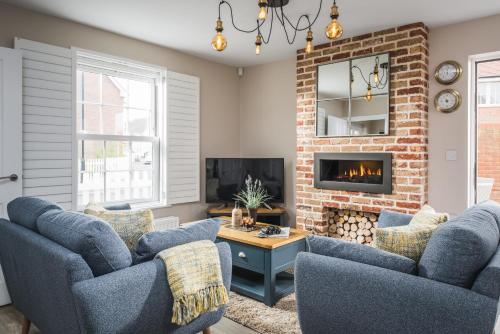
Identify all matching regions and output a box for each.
[21,316,31,334]
[202,328,211,334]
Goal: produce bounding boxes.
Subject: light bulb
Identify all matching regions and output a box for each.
[373,64,380,84]
[305,30,314,55]
[211,19,227,52]
[255,34,263,55]
[325,3,343,40]
[258,0,268,20]
[365,84,373,102]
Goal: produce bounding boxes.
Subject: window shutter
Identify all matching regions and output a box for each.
[166,71,200,205]
[15,38,74,210]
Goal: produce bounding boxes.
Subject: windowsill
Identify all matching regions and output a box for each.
[77,201,171,212]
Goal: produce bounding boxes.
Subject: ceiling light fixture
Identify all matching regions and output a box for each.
[211,0,343,55]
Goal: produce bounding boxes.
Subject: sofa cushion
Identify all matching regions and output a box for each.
[409,205,448,226]
[377,210,413,228]
[307,235,416,274]
[374,224,438,262]
[37,210,132,276]
[7,197,63,231]
[134,218,221,263]
[84,203,155,250]
[419,202,500,288]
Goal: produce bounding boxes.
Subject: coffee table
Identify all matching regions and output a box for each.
[216,219,309,306]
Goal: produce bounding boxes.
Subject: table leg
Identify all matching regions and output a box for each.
[264,251,276,306]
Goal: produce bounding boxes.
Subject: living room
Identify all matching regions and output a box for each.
[0,1,500,333]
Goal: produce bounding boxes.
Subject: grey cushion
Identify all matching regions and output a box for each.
[472,246,500,299]
[7,197,63,231]
[134,218,221,263]
[37,210,132,277]
[307,235,417,274]
[377,210,413,228]
[419,203,500,288]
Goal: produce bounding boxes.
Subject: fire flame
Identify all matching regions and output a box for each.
[347,163,382,178]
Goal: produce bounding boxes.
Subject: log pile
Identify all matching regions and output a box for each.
[327,209,378,245]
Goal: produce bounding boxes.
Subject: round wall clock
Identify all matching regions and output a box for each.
[434,60,462,85]
[434,89,462,113]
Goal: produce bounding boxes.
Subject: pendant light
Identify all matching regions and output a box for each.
[211,19,227,52]
[258,0,268,21]
[365,84,373,102]
[255,34,263,55]
[305,30,314,55]
[325,0,343,40]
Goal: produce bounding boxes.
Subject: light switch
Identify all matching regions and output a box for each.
[446,150,457,161]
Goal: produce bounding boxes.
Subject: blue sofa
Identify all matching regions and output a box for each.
[0,198,231,334]
[295,202,500,334]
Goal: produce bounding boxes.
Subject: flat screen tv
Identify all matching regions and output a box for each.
[206,158,284,204]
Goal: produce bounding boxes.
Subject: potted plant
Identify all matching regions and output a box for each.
[234,175,273,224]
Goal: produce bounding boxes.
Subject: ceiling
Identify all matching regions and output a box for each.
[4,0,500,67]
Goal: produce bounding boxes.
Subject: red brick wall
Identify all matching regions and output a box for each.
[295,23,429,231]
[477,106,500,201]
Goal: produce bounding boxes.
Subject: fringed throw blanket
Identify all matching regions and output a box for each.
[156,240,229,325]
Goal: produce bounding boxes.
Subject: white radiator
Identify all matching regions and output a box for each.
[154,216,180,231]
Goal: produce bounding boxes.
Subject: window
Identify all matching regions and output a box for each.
[478,78,500,106]
[76,51,167,208]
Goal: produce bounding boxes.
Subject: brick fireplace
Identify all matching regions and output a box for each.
[295,22,429,233]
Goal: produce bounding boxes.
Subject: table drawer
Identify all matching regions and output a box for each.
[218,239,265,272]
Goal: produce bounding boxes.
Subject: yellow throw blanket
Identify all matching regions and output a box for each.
[156,240,229,325]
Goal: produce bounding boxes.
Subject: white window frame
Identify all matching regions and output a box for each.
[72,48,168,210]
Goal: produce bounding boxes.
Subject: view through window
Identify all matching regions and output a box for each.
[476,59,500,203]
[76,57,161,207]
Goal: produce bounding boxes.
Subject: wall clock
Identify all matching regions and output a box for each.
[434,60,462,85]
[434,89,462,113]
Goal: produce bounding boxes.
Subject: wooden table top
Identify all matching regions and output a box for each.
[216,217,310,250]
[208,207,286,215]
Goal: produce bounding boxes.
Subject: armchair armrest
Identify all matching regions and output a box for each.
[307,235,416,274]
[295,252,497,334]
[72,242,232,334]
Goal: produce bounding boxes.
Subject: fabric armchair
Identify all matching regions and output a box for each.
[295,231,499,334]
[295,252,497,334]
[72,243,232,334]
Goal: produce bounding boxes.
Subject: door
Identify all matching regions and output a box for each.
[472,56,500,204]
[0,47,22,306]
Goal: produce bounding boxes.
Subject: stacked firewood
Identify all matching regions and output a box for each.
[327,209,378,245]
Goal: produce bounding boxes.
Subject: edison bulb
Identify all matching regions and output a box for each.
[373,65,380,84]
[258,6,267,20]
[305,30,314,55]
[305,40,314,54]
[211,32,227,52]
[365,84,373,102]
[256,44,262,55]
[325,19,343,40]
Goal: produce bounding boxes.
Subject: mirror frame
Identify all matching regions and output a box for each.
[315,52,391,138]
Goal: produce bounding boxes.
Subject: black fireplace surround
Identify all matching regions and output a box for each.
[314,153,392,194]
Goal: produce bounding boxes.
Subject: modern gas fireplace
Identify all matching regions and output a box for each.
[314,153,392,194]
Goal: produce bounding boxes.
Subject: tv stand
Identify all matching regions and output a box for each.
[207,206,287,226]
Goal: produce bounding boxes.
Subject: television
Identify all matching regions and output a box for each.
[206,158,284,204]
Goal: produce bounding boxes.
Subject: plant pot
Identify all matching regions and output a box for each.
[247,207,258,224]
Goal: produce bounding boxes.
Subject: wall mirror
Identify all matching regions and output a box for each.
[316,52,390,137]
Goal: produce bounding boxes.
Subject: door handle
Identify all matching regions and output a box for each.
[0,174,18,182]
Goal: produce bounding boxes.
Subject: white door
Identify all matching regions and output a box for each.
[0,47,23,306]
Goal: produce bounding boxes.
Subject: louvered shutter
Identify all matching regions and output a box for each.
[15,38,74,210]
[166,71,200,204]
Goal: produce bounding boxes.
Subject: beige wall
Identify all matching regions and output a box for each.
[429,13,500,215]
[238,59,297,225]
[0,2,241,223]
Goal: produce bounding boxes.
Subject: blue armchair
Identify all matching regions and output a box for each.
[0,198,231,334]
[295,206,500,334]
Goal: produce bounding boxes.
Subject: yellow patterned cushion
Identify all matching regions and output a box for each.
[374,224,438,262]
[409,204,448,226]
[84,204,154,250]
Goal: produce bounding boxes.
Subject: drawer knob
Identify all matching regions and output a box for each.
[238,251,246,258]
